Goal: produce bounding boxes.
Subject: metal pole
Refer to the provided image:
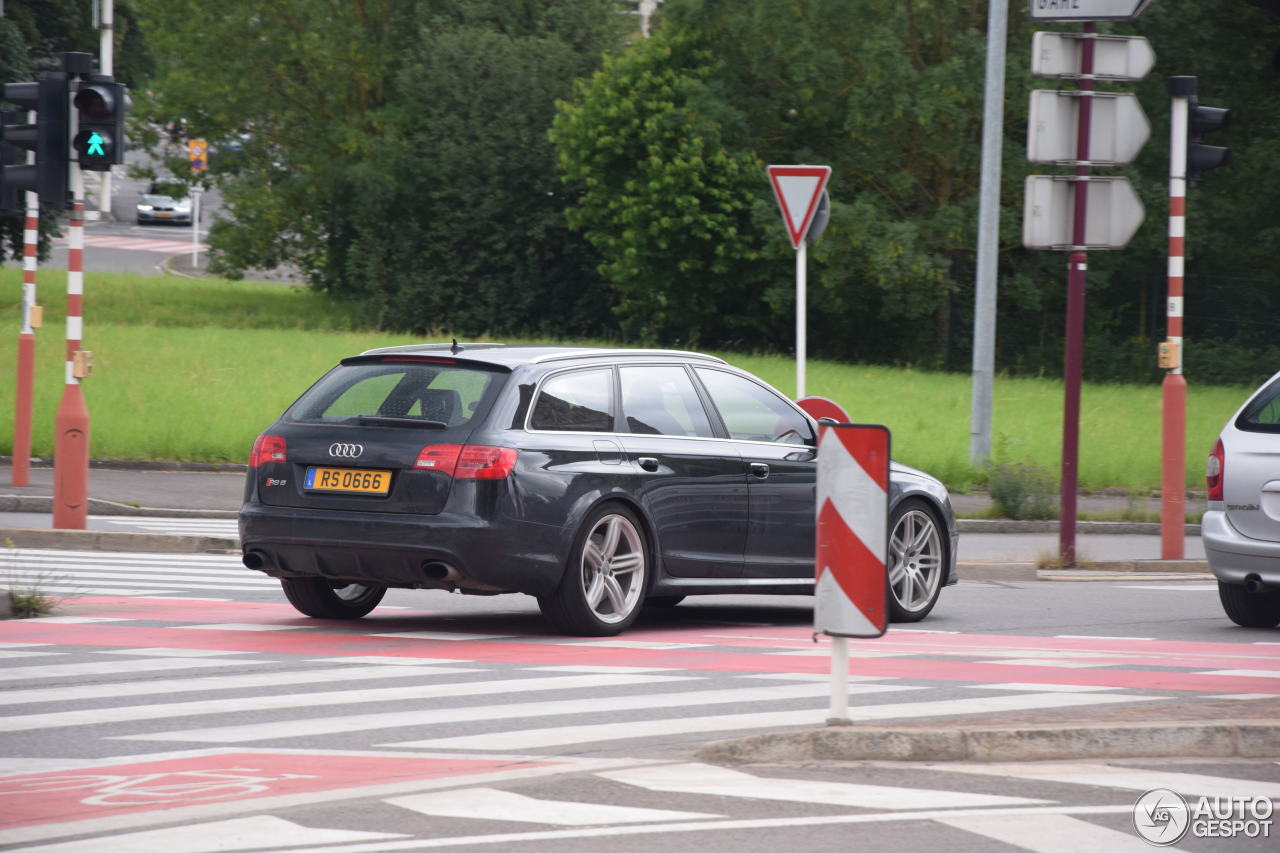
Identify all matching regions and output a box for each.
[191,188,200,266]
[969,0,1008,467]
[796,239,806,399]
[54,157,90,529]
[827,635,850,723]
[12,188,39,486]
[1059,23,1097,566]
[97,0,114,219]
[1162,77,1194,559]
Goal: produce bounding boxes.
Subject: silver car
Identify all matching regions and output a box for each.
[1203,369,1280,628]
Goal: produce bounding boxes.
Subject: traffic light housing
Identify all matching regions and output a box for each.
[0,108,23,215]
[1187,95,1230,181]
[73,78,128,171]
[0,74,70,208]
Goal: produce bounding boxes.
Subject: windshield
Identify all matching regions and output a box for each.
[286,362,504,428]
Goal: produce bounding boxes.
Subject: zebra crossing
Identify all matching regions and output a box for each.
[93,517,239,539]
[3,750,1276,852]
[0,548,264,598]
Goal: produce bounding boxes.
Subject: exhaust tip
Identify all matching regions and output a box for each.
[422,561,453,581]
[1244,575,1267,594]
[242,551,267,571]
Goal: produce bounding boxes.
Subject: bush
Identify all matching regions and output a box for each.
[988,458,1057,520]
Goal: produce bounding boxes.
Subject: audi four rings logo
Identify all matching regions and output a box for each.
[329,443,364,458]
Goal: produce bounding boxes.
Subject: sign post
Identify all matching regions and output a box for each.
[815,423,890,724]
[1021,3,1154,564]
[767,165,831,399]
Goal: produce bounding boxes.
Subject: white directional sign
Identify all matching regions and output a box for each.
[767,165,832,250]
[1022,176,1145,250]
[1032,32,1156,81]
[1028,0,1156,21]
[1027,90,1151,166]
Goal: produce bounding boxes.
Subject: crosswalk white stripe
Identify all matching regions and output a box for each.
[29,673,682,736]
[14,548,242,563]
[0,657,263,682]
[600,763,1048,810]
[394,691,1159,752]
[0,650,65,659]
[10,584,187,596]
[115,680,888,744]
[936,812,1155,852]
[6,561,265,579]
[6,815,401,853]
[388,787,720,825]
[0,665,461,706]
[931,762,1280,799]
[15,580,268,593]
[97,648,258,657]
[1199,669,1280,678]
[11,569,271,585]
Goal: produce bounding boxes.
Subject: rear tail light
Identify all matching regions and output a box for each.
[1206,438,1225,501]
[250,435,287,467]
[414,444,518,479]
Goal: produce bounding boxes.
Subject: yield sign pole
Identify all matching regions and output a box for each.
[768,165,831,399]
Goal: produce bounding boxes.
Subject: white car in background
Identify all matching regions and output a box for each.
[1203,369,1280,628]
[135,181,192,225]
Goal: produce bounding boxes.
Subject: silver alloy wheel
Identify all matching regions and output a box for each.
[888,507,943,615]
[331,583,374,602]
[578,513,646,625]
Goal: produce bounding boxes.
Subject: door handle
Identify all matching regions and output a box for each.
[750,462,770,479]
[638,457,659,472]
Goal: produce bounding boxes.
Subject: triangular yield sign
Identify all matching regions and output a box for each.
[768,165,831,250]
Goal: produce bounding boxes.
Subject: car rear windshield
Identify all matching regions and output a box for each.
[1236,376,1280,434]
[285,362,505,427]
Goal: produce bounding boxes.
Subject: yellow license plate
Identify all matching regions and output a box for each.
[305,467,391,495]
[156,212,172,217]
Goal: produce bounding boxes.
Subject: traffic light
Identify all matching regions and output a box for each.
[1187,95,1230,182]
[73,78,128,171]
[0,108,23,215]
[0,74,70,208]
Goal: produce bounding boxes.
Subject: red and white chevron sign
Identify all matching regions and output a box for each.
[815,423,890,638]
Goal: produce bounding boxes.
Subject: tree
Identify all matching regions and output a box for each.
[132,0,626,338]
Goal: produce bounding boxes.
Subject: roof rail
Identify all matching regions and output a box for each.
[529,348,726,365]
[358,342,506,356]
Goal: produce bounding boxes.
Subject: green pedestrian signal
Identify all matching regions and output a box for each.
[72,80,128,170]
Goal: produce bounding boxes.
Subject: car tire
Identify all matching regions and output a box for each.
[1218,581,1280,628]
[887,498,946,623]
[280,578,386,619]
[538,504,649,636]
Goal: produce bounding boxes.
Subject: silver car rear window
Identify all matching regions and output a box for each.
[1236,376,1280,434]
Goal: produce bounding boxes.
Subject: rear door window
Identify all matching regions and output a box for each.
[620,366,714,437]
[530,368,615,432]
[695,368,814,446]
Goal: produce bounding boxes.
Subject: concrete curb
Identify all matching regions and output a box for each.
[0,528,237,554]
[0,495,238,519]
[696,720,1280,763]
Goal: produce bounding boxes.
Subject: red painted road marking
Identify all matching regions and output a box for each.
[0,752,547,829]
[54,235,209,253]
[2,596,1276,695]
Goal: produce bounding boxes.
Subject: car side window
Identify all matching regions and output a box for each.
[695,368,814,445]
[1238,378,1280,433]
[530,368,614,432]
[620,366,715,438]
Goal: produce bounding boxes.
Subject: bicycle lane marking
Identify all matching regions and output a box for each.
[0,752,554,830]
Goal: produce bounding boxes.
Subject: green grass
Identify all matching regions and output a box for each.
[0,268,1255,490]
